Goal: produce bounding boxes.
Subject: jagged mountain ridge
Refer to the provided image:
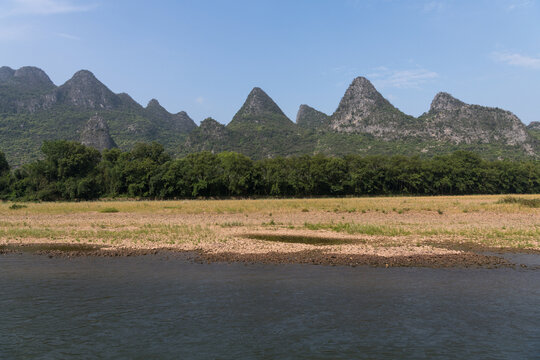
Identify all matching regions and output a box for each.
[329,77,420,139]
[419,92,534,154]
[185,88,310,158]
[145,98,197,134]
[0,66,54,90]
[0,66,57,113]
[184,76,539,159]
[232,87,286,120]
[55,70,122,110]
[1,66,539,165]
[0,66,197,165]
[327,79,536,152]
[228,87,294,130]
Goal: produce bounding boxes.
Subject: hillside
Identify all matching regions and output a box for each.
[1,66,539,164]
[296,105,330,129]
[528,122,540,142]
[184,77,539,160]
[329,77,421,139]
[182,87,313,158]
[0,66,196,166]
[418,92,535,155]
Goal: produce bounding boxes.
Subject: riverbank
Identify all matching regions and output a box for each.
[0,243,517,268]
[1,195,538,268]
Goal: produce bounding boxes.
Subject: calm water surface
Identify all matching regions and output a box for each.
[1,254,539,359]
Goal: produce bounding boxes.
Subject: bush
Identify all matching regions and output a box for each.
[99,207,119,213]
[9,203,27,210]
[497,196,540,208]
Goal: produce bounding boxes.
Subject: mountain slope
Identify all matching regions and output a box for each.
[1,65,538,164]
[183,118,231,154]
[145,99,197,134]
[329,77,420,139]
[0,67,196,165]
[296,104,330,129]
[55,70,123,110]
[528,121,540,142]
[0,66,57,113]
[183,87,313,158]
[324,78,538,157]
[227,87,294,130]
[419,92,537,155]
[80,115,117,151]
[529,121,540,131]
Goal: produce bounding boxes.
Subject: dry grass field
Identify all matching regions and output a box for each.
[1,195,539,262]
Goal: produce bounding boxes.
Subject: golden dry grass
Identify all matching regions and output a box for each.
[1,195,539,256]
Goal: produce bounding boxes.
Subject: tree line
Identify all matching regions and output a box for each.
[0,140,539,201]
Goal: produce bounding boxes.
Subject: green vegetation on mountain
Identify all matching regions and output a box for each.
[0,66,539,166]
[0,66,56,113]
[0,66,196,166]
[296,104,330,129]
[329,76,421,139]
[182,77,540,160]
[183,87,313,158]
[528,122,540,142]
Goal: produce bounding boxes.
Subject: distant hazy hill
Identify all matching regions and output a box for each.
[1,66,538,165]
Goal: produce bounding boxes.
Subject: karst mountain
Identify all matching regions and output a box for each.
[1,66,538,165]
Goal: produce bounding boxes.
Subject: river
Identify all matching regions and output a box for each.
[1,253,539,359]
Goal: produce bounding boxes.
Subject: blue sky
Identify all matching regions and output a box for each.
[1,0,539,125]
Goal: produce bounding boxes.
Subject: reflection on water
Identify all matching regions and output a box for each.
[1,254,539,359]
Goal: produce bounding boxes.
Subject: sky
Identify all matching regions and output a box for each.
[0,0,539,125]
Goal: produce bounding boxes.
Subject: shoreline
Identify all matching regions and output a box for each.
[1,196,538,268]
[1,242,533,269]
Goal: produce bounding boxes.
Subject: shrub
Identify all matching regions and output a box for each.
[497,196,540,208]
[99,207,119,213]
[9,203,27,210]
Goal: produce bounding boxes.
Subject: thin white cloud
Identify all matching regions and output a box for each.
[0,0,96,17]
[423,1,446,13]
[507,0,533,10]
[56,32,80,40]
[493,51,540,69]
[195,96,204,104]
[368,67,439,88]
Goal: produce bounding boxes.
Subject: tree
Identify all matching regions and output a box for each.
[217,152,253,196]
[0,150,9,175]
[0,150,11,199]
[41,140,101,180]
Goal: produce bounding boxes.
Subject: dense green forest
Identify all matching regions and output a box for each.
[0,140,539,201]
